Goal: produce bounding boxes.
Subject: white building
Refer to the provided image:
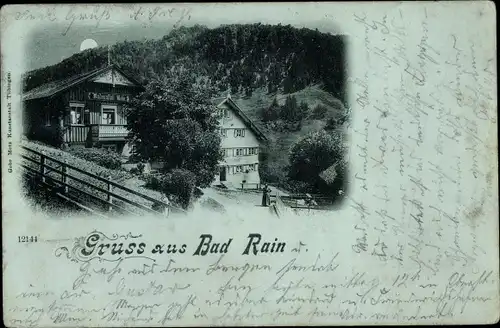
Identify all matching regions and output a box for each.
[213,95,268,189]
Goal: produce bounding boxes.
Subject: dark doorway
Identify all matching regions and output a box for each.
[219,166,226,182]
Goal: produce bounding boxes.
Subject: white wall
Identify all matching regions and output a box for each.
[215,102,262,187]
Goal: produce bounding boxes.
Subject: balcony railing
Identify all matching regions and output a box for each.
[63,125,90,144]
[97,124,129,140]
[64,124,129,144]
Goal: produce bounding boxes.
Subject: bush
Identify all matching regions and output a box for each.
[130,163,146,175]
[312,104,328,119]
[261,97,280,122]
[30,126,63,148]
[143,173,164,190]
[144,169,197,209]
[288,130,342,183]
[137,163,145,174]
[68,147,122,170]
[259,161,287,184]
[160,169,197,209]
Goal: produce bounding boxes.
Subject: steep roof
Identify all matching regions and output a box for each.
[23,64,142,101]
[214,96,268,142]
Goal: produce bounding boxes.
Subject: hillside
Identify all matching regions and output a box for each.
[23,24,346,103]
[229,85,347,187]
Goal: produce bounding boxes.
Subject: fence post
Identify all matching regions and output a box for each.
[61,160,68,194]
[107,175,113,212]
[40,154,46,183]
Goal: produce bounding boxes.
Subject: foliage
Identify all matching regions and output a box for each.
[261,97,280,122]
[298,101,309,119]
[136,163,145,174]
[28,125,63,148]
[144,169,196,209]
[129,163,145,176]
[324,117,339,131]
[163,169,196,209]
[260,96,309,131]
[143,173,164,190]
[23,24,347,105]
[311,103,328,119]
[126,73,223,188]
[288,129,343,191]
[68,147,123,170]
[259,160,315,195]
[280,96,300,122]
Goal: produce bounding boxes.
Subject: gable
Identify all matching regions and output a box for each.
[219,103,247,128]
[23,64,143,101]
[216,98,268,142]
[91,68,136,86]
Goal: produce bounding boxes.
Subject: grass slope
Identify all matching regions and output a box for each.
[21,140,168,216]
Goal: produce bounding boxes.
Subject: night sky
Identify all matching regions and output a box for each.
[24,5,341,72]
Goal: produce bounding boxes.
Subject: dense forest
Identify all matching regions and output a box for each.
[23,24,346,105]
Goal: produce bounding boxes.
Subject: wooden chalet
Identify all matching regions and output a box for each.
[23,64,143,153]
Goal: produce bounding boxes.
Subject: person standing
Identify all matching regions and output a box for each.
[261,184,271,206]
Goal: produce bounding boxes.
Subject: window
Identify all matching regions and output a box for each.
[246,163,257,171]
[70,103,85,125]
[101,105,117,125]
[222,109,230,118]
[220,129,228,137]
[235,148,244,156]
[234,129,246,137]
[235,165,244,173]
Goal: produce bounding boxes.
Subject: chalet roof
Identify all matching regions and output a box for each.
[213,96,268,142]
[23,64,142,101]
[319,163,337,185]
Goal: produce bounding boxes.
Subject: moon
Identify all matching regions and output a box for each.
[80,39,98,51]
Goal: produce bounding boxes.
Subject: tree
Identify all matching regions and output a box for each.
[261,97,280,121]
[126,73,223,189]
[280,95,301,122]
[298,100,309,119]
[324,117,338,131]
[288,130,343,185]
[312,103,328,119]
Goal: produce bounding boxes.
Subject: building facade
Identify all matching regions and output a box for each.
[213,96,268,188]
[23,64,142,155]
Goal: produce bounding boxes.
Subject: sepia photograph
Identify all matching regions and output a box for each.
[20,17,349,219]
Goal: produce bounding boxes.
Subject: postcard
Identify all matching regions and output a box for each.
[1,2,498,326]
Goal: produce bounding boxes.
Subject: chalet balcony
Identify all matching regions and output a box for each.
[95,124,129,141]
[63,124,130,144]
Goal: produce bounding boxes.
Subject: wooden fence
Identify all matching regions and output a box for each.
[271,193,334,211]
[240,182,261,191]
[20,146,185,217]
